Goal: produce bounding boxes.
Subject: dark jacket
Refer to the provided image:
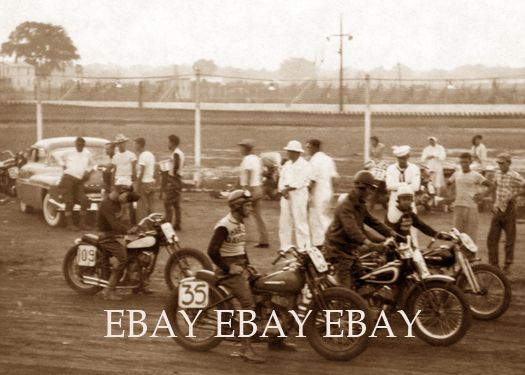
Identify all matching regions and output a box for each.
[385,208,437,238]
[324,189,395,254]
[97,197,129,235]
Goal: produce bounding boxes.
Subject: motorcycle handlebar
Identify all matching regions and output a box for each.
[272,250,286,265]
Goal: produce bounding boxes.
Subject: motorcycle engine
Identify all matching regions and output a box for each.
[138,251,154,267]
[128,261,141,282]
[358,285,396,311]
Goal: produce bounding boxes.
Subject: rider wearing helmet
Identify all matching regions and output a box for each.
[386,184,450,242]
[323,170,401,286]
[207,190,295,362]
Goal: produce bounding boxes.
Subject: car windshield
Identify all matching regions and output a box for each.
[50,146,109,166]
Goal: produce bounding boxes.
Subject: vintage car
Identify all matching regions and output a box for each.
[16,137,110,227]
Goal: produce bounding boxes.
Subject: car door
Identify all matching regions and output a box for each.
[17,147,48,208]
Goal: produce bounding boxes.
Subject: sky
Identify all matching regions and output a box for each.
[1,0,524,71]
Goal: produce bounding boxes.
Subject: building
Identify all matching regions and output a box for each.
[0,61,35,91]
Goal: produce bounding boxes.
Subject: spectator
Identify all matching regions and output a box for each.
[370,136,385,163]
[306,139,338,248]
[238,139,269,248]
[101,142,115,197]
[278,140,311,251]
[448,153,492,242]
[58,137,94,230]
[487,153,525,275]
[164,134,184,230]
[134,138,156,220]
[471,134,488,172]
[111,134,137,223]
[421,136,446,196]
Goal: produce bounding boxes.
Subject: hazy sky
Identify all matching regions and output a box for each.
[1,0,524,71]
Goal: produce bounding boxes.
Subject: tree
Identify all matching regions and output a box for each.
[1,21,80,78]
[193,59,217,75]
[279,58,316,80]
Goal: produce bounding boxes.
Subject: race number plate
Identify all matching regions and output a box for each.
[306,247,328,273]
[8,167,18,179]
[178,278,209,309]
[160,222,178,243]
[77,245,97,267]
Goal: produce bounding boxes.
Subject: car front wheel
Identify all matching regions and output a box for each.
[42,192,64,227]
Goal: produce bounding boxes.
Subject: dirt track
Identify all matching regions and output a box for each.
[1,193,524,375]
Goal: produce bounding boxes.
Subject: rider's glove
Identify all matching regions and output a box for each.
[127,226,139,235]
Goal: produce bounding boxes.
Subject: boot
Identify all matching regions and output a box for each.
[235,342,265,363]
[78,213,89,230]
[65,213,79,231]
[103,273,123,301]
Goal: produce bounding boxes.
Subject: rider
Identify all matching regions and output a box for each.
[324,170,402,287]
[386,184,451,243]
[207,190,295,363]
[97,189,141,301]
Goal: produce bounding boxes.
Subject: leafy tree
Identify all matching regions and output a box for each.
[1,21,79,77]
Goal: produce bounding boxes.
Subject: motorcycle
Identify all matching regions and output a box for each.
[165,246,374,361]
[355,237,471,346]
[63,213,213,295]
[0,150,23,197]
[424,228,512,320]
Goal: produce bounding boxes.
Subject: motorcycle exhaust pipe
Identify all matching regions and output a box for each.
[82,275,140,290]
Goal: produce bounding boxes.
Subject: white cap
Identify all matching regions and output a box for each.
[284,140,304,153]
[428,136,437,142]
[397,184,414,197]
[393,145,411,157]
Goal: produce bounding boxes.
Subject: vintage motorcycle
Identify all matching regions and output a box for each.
[356,237,471,346]
[0,150,24,197]
[63,213,213,295]
[423,228,511,320]
[165,246,374,361]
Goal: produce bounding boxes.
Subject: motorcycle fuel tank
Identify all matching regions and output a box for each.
[254,268,304,293]
[127,236,156,249]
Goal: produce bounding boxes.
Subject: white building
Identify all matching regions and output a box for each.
[0,61,35,91]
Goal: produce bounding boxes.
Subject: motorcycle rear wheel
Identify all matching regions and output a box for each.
[166,285,231,351]
[304,287,372,361]
[63,245,109,295]
[456,263,511,320]
[406,280,471,346]
[164,248,213,291]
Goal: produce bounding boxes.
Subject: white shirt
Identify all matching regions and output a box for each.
[137,150,156,183]
[309,151,338,193]
[61,149,94,180]
[421,144,446,172]
[278,157,311,191]
[169,148,185,177]
[239,154,262,187]
[112,150,137,186]
[386,162,421,195]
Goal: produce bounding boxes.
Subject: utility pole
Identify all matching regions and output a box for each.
[330,14,352,112]
[194,68,202,188]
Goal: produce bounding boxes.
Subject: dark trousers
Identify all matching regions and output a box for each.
[323,244,357,288]
[487,203,516,267]
[164,175,181,229]
[99,236,127,288]
[59,174,89,212]
[218,256,255,309]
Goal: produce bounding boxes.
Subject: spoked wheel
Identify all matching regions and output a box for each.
[407,281,471,346]
[457,263,511,320]
[62,245,109,295]
[164,248,213,291]
[165,285,231,351]
[304,287,372,361]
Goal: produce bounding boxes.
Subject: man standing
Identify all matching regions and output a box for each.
[421,136,446,195]
[101,142,115,197]
[487,153,525,274]
[278,140,312,251]
[164,134,184,230]
[134,138,156,220]
[59,137,94,230]
[448,153,492,242]
[306,139,338,248]
[111,134,137,223]
[386,145,421,220]
[238,139,269,248]
[370,136,385,163]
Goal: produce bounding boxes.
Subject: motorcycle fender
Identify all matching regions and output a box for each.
[400,274,456,309]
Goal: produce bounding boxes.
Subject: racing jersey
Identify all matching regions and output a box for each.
[207,213,247,272]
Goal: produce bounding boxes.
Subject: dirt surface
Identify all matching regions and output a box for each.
[1,193,524,375]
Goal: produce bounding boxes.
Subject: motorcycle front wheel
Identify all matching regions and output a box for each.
[62,245,109,295]
[303,287,372,361]
[164,248,213,291]
[406,280,471,346]
[165,284,231,351]
[456,263,511,320]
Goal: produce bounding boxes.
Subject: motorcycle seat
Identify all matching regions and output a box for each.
[81,234,100,245]
[195,270,218,285]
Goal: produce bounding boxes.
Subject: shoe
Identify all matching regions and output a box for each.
[103,289,123,301]
[267,340,297,352]
[254,243,270,248]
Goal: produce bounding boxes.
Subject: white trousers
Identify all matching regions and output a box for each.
[279,188,311,250]
[308,188,333,246]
